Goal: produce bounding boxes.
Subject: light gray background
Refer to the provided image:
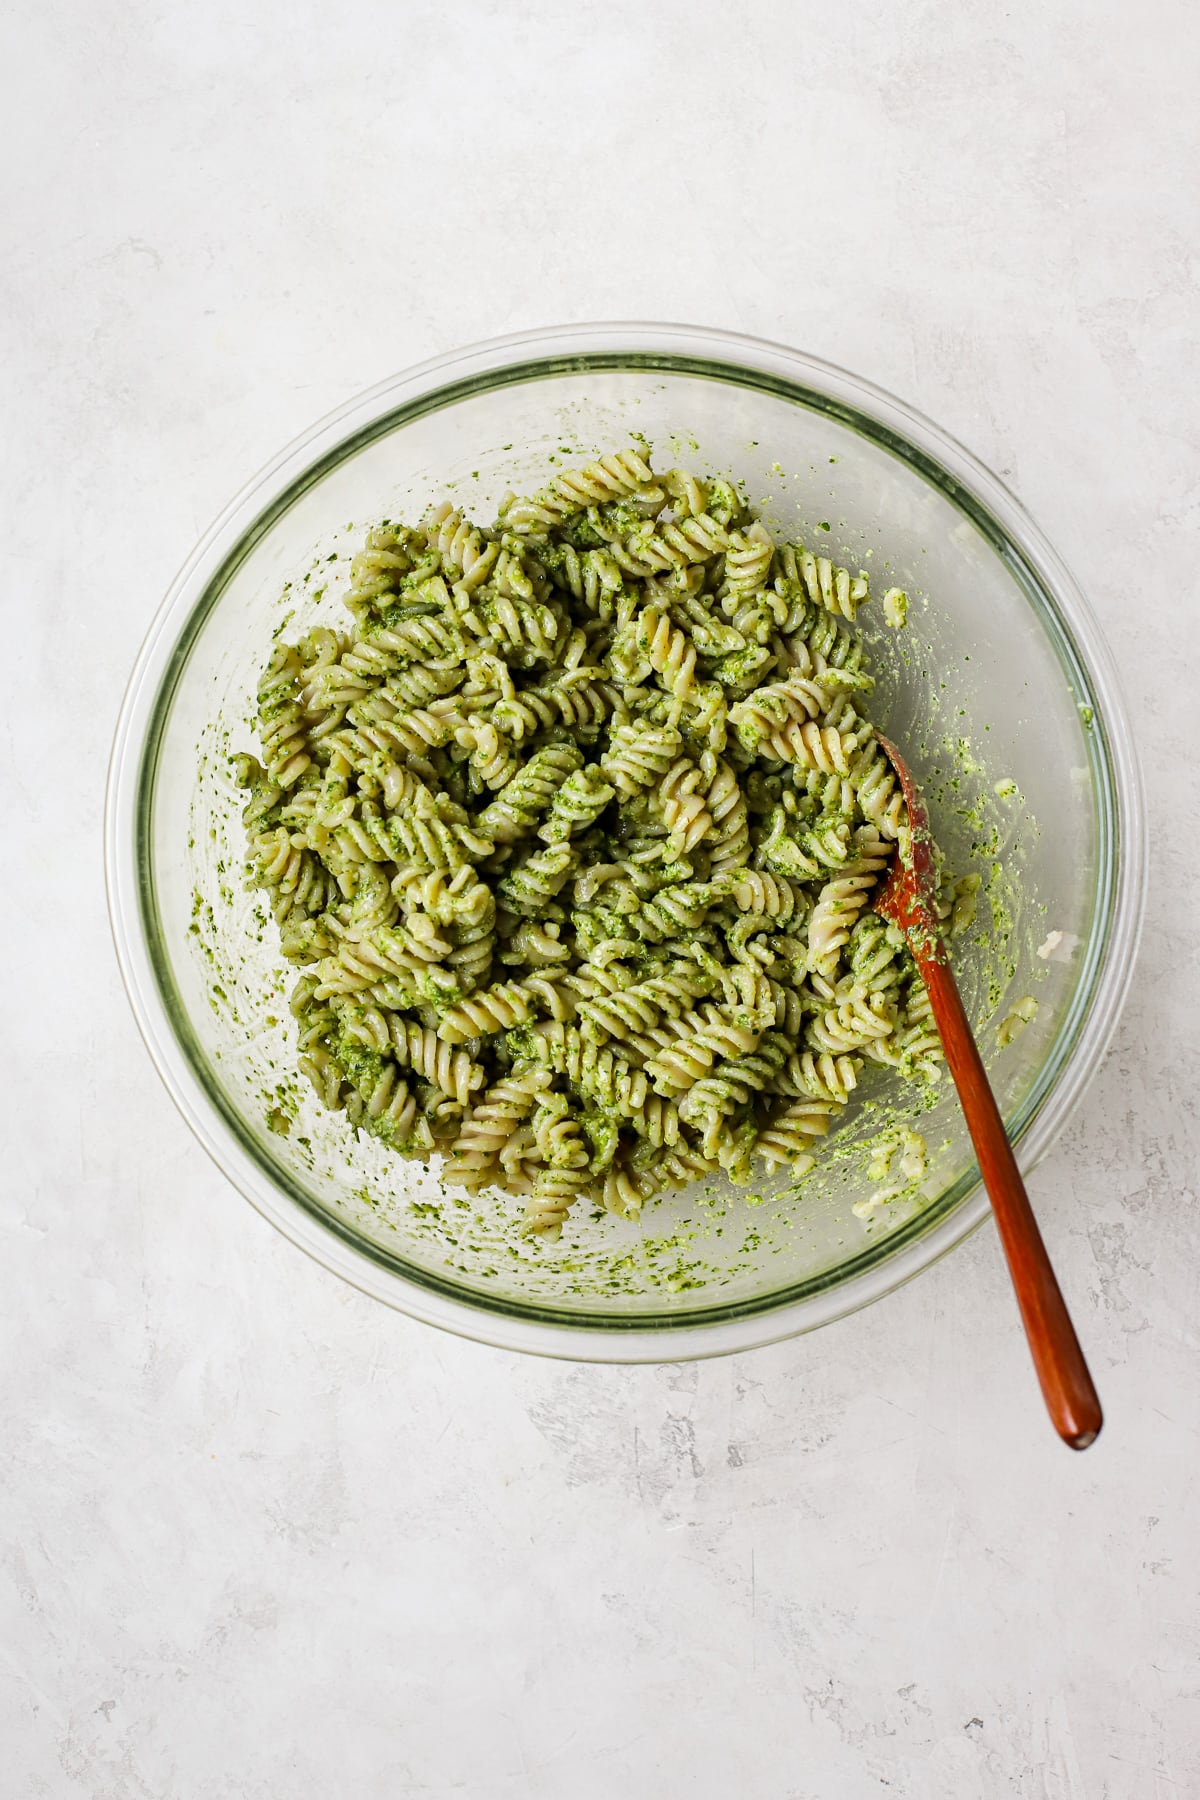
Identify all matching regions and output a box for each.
[4,2,1197,1795]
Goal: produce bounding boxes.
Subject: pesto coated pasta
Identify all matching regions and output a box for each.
[237,448,945,1239]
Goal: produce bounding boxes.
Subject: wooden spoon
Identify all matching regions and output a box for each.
[873,732,1103,1450]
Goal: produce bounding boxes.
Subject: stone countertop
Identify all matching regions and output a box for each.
[3,2,1197,1795]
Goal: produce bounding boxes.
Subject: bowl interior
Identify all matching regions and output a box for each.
[134,352,1114,1336]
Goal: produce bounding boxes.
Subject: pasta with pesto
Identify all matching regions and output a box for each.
[238,449,943,1240]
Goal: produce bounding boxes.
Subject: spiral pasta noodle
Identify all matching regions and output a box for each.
[239,447,951,1240]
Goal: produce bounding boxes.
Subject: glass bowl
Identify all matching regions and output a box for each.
[105,323,1146,1360]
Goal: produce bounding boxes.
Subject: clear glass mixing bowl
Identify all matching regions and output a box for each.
[105,323,1145,1359]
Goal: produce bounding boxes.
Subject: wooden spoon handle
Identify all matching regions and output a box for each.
[917,950,1103,1450]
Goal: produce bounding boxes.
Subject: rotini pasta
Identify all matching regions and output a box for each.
[240,448,951,1240]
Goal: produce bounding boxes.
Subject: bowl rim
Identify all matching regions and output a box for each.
[105,321,1147,1362]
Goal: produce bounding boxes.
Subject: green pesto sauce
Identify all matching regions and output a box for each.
[187,448,1039,1300]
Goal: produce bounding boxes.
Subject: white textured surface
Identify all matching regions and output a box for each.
[4,2,1198,1794]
